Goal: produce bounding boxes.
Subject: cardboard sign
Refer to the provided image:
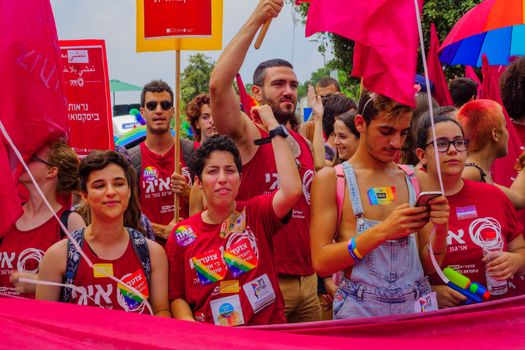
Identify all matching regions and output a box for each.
[143,0,212,39]
[60,40,113,156]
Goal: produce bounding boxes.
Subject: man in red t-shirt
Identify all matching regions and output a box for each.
[167,106,303,325]
[131,80,197,244]
[209,0,320,322]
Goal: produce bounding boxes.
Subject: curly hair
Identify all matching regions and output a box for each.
[140,79,174,107]
[46,139,80,194]
[193,135,242,181]
[186,94,210,142]
[501,57,525,121]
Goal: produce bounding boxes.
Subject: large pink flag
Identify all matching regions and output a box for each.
[427,23,453,106]
[306,0,422,107]
[465,66,482,97]
[0,0,69,235]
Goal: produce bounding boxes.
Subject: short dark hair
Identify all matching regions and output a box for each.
[449,77,478,108]
[416,111,464,150]
[316,77,340,91]
[253,59,293,86]
[322,94,357,136]
[141,80,174,107]
[194,135,242,181]
[501,57,525,120]
[357,91,413,125]
[186,93,210,142]
[335,111,359,139]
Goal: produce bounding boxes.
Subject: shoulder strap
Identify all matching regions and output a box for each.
[127,228,152,285]
[60,229,85,303]
[128,144,142,193]
[334,164,345,234]
[398,164,420,197]
[59,209,73,239]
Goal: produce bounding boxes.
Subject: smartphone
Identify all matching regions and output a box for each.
[415,191,442,208]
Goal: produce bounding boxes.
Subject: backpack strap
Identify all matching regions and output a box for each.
[60,228,85,303]
[398,164,420,198]
[59,209,73,239]
[334,164,346,234]
[181,138,197,180]
[126,227,152,285]
[128,144,142,195]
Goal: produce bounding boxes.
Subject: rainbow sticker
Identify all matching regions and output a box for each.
[192,249,226,285]
[143,166,159,182]
[175,225,197,247]
[367,186,396,205]
[223,237,258,277]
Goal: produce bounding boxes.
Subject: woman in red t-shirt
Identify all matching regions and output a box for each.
[167,105,302,326]
[36,151,170,316]
[416,112,525,308]
[0,140,85,298]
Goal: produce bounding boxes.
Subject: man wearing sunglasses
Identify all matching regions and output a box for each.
[209,0,321,323]
[129,80,198,244]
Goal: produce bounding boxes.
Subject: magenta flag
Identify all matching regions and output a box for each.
[0,0,69,235]
[427,24,453,106]
[306,0,422,107]
[465,66,482,97]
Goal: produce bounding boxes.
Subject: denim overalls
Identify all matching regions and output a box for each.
[333,162,431,319]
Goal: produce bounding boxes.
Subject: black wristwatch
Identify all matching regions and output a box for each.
[254,125,290,145]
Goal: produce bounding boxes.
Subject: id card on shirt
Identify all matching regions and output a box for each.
[414,292,438,313]
[242,274,276,314]
[210,295,245,327]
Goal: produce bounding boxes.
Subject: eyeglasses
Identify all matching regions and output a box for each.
[30,155,52,166]
[145,100,173,111]
[425,138,470,153]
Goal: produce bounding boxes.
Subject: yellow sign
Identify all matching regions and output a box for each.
[136,0,223,52]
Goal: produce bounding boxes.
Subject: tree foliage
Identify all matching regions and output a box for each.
[180,53,215,105]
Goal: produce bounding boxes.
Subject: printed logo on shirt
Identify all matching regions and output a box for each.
[191,249,227,285]
[17,248,45,274]
[224,230,258,278]
[210,294,245,327]
[143,166,159,182]
[242,274,276,314]
[117,270,149,313]
[456,205,478,220]
[175,225,197,247]
[302,169,315,205]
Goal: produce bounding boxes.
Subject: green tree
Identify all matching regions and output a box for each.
[180,53,215,105]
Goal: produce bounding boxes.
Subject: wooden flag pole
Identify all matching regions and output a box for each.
[174,49,181,223]
[254,18,272,49]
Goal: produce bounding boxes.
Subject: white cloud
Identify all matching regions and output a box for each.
[50,0,330,104]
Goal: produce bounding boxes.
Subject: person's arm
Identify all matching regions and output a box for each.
[35,239,68,301]
[151,219,178,240]
[487,234,525,279]
[189,182,205,216]
[67,212,86,232]
[170,299,196,321]
[418,195,449,274]
[310,168,431,277]
[170,172,191,200]
[462,166,482,182]
[307,85,326,171]
[147,240,171,317]
[252,105,302,218]
[209,0,283,145]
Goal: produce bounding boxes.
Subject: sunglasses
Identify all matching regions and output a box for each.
[30,155,52,167]
[145,100,173,111]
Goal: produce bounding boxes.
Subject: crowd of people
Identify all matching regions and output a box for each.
[2,0,525,326]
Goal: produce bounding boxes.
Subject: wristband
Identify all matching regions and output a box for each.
[347,237,363,261]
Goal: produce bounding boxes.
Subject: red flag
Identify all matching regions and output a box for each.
[235,73,259,121]
[0,0,69,235]
[306,0,422,107]
[427,24,453,106]
[465,66,482,98]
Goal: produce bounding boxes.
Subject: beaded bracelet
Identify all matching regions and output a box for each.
[347,237,363,261]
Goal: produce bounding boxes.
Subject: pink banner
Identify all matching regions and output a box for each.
[60,40,113,156]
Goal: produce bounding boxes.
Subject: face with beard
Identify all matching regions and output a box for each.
[253,66,299,125]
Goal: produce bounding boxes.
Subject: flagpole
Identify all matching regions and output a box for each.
[254,19,272,49]
[174,49,181,223]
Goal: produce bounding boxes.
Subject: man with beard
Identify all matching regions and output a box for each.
[130,80,198,244]
[209,0,320,323]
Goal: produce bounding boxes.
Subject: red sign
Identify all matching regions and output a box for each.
[143,0,212,39]
[60,40,113,157]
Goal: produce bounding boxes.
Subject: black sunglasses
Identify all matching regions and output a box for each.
[145,100,173,111]
[30,155,52,167]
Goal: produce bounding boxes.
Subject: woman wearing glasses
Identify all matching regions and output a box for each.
[415,112,525,308]
[0,140,85,298]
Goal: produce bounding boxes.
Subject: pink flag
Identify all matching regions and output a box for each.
[306,0,422,107]
[427,23,453,106]
[0,0,69,235]
[465,66,482,97]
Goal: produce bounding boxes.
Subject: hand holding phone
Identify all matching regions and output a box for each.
[415,191,442,208]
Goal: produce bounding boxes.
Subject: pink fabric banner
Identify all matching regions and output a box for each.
[1,295,525,349]
[306,0,422,107]
[427,23,453,106]
[465,66,482,97]
[0,0,68,235]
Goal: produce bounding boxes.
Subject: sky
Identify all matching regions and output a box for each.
[50,0,331,104]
